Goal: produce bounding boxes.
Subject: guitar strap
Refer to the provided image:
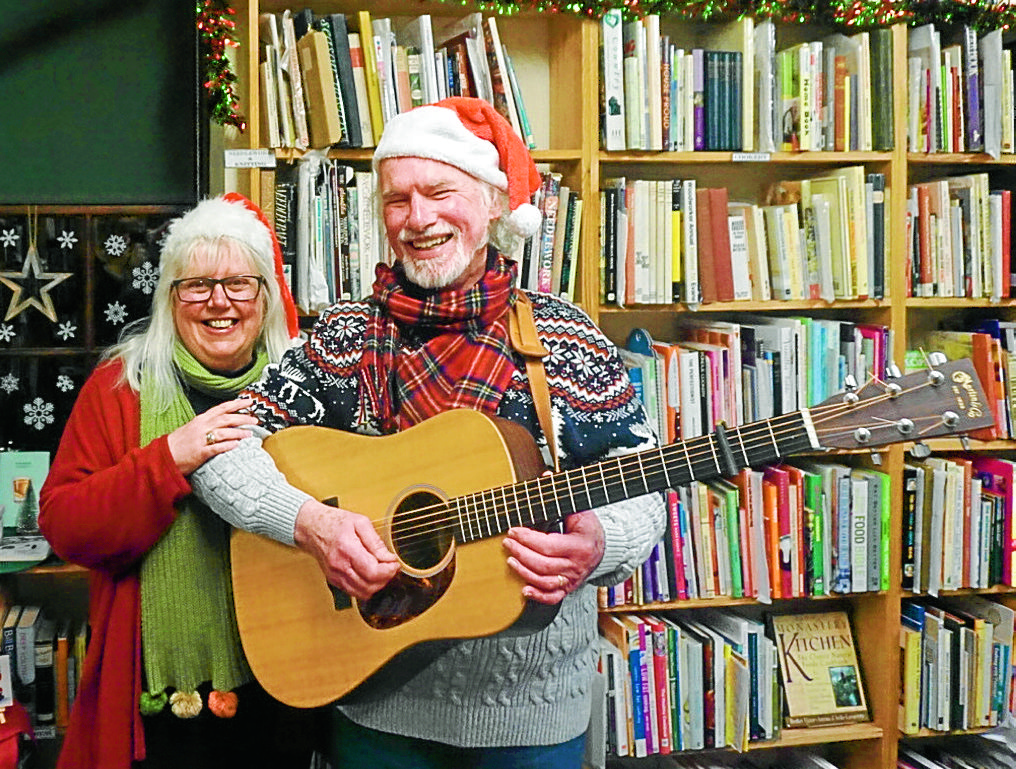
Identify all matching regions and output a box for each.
[507,291,559,472]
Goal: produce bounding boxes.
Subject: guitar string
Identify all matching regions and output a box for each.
[374,377,961,560]
[379,378,948,555]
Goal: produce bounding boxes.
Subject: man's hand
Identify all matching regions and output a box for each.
[293,500,400,600]
[502,510,605,605]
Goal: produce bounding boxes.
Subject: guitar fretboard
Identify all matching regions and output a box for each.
[450,410,816,544]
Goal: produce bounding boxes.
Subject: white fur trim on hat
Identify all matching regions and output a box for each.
[506,202,542,239]
[372,105,508,192]
[162,197,274,266]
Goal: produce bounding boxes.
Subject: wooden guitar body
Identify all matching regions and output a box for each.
[230,409,553,708]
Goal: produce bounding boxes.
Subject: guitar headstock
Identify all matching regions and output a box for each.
[811,358,995,450]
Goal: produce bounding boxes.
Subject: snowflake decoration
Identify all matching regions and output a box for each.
[57,230,78,250]
[104,234,128,257]
[56,321,77,341]
[0,323,14,343]
[132,261,159,295]
[0,373,18,394]
[24,397,55,430]
[56,374,74,392]
[104,301,128,325]
[0,230,19,249]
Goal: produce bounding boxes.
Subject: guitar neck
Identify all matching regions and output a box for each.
[452,409,818,544]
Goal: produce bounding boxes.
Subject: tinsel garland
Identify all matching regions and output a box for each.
[198,0,1016,129]
[462,0,1016,27]
[198,0,245,132]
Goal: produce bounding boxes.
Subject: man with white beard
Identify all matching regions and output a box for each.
[192,97,665,768]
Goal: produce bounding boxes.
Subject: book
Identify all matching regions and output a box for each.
[600,9,626,151]
[295,30,344,148]
[769,610,870,727]
[355,11,385,145]
[321,13,363,148]
[0,452,49,532]
[14,605,41,706]
[54,618,70,729]
[346,33,376,147]
[899,615,922,734]
[1,607,20,700]
[33,617,55,727]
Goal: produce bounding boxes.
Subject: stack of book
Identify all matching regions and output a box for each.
[599,12,893,154]
[899,597,1014,734]
[908,24,1015,157]
[600,459,890,607]
[621,322,890,445]
[901,455,1016,594]
[600,167,887,306]
[516,171,583,300]
[596,608,868,759]
[1,604,87,739]
[258,9,535,151]
[905,173,1011,300]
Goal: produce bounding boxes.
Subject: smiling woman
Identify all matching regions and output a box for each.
[171,246,268,374]
[37,195,318,769]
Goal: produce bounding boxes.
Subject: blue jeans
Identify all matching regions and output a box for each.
[327,710,587,769]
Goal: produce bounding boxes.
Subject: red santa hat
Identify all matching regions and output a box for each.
[371,97,543,239]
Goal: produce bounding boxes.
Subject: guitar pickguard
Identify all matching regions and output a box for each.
[358,562,456,629]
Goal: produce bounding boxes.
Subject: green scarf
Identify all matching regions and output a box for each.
[139,341,268,707]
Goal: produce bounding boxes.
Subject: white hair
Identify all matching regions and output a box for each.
[105,197,292,408]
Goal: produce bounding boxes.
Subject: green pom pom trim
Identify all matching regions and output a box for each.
[140,690,168,716]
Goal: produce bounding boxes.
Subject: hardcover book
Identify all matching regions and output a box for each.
[769,610,870,727]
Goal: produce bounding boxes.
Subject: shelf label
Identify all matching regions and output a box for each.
[731,152,771,162]
[224,149,276,169]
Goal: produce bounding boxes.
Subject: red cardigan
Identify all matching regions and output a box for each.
[39,361,190,768]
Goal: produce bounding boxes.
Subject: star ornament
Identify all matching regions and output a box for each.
[0,245,72,323]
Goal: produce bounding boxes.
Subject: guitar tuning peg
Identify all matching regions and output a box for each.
[869,451,882,466]
[959,435,971,451]
[927,351,948,368]
[909,441,932,459]
[841,374,859,404]
[886,363,902,379]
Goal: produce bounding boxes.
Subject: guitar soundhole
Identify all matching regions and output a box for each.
[360,489,456,630]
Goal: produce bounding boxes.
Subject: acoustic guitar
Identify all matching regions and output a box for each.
[230,358,993,707]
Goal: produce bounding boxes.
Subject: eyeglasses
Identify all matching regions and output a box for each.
[172,275,266,303]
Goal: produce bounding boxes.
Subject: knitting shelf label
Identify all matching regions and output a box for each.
[732,152,771,162]
[224,149,276,169]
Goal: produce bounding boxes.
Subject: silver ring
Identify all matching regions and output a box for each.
[205,430,217,446]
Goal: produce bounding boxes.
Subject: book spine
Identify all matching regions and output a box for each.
[692,49,705,151]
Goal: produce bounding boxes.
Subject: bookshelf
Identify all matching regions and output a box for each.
[223,4,1016,769]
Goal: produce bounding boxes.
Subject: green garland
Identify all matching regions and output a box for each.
[199,0,1016,129]
[198,0,246,132]
[460,0,1016,27]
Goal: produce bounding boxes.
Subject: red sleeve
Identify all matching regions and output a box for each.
[39,361,191,574]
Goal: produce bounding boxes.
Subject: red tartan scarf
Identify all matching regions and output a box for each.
[360,255,519,433]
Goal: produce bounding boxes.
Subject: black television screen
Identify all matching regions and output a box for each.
[0,0,204,204]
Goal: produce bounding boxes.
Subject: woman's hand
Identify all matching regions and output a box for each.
[166,397,260,476]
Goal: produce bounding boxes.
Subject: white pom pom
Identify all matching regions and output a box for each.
[505,203,542,239]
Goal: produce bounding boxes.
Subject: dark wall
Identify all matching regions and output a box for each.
[0,0,204,204]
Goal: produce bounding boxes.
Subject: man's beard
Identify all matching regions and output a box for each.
[398,227,486,290]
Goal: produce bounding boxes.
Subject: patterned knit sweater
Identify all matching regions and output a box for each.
[193,290,665,747]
